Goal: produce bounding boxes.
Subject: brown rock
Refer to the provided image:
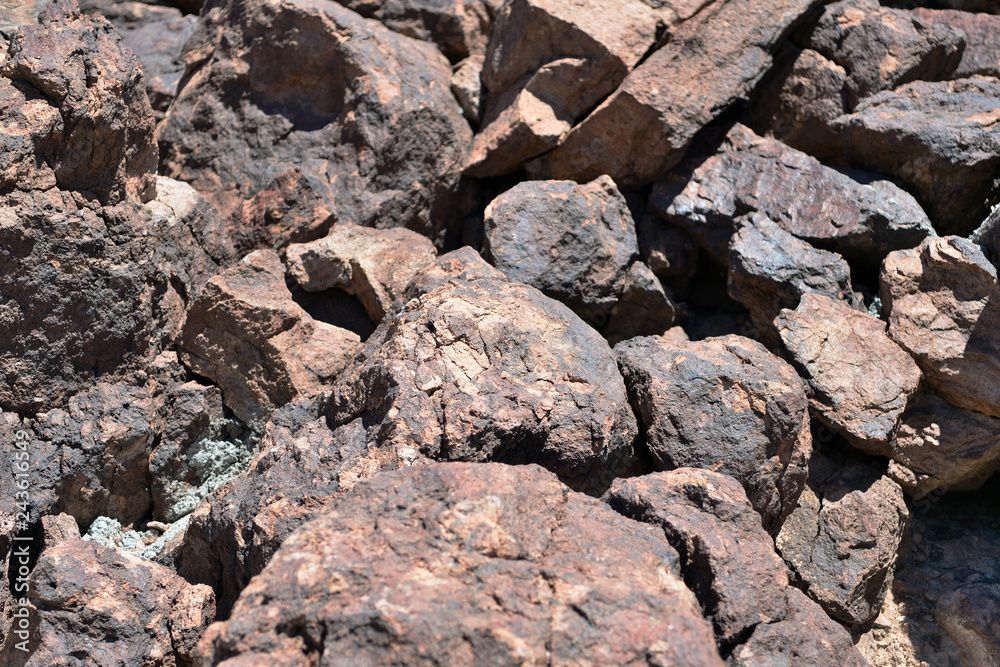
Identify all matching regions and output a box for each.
[286,223,438,324]
[776,451,910,627]
[776,293,921,455]
[157,0,474,246]
[636,212,699,281]
[526,0,825,188]
[194,463,724,666]
[403,245,508,297]
[935,583,1000,667]
[914,9,1000,80]
[179,250,361,424]
[614,334,811,534]
[650,123,934,268]
[451,54,485,127]
[601,260,679,345]
[881,235,1000,419]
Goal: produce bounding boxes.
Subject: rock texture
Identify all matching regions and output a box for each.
[195,463,724,666]
[615,334,811,534]
[935,584,1000,667]
[912,8,1000,80]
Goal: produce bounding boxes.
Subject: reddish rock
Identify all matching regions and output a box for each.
[636,212,699,281]
[194,463,724,666]
[614,334,811,534]
[935,583,1000,667]
[601,261,678,346]
[881,235,1000,419]
[451,54,485,127]
[403,245,508,297]
[286,223,438,324]
[913,8,1000,80]
[776,293,921,455]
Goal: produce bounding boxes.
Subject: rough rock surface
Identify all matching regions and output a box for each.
[881,235,1000,419]
[651,124,934,268]
[451,54,485,127]
[637,212,699,281]
[935,584,1000,667]
[776,293,921,455]
[157,0,474,245]
[286,223,438,324]
[525,0,825,188]
[180,249,361,424]
[614,334,811,534]
[912,8,1000,80]
[195,463,724,666]
[777,450,909,628]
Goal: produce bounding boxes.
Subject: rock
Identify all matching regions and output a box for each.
[327,269,642,495]
[650,123,934,268]
[41,513,81,548]
[286,223,438,324]
[525,0,824,188]
[881,235,1000,419]
[600,261,679,345]
[889,392,1000,499]
[636,212,699,281]
[935,583,1000,667]
[451,54,485,127]
[797,0,964,110]
[179,250,362,424]
[157,0,474,246]
[614,334,811,534]
[829,78,1000,235]
[972,203,1000,267]
[776,293,922,455]
[26,536,215,666]
[912,9,1000,80]
[0,0,49,38]
[728,212,855,345]
[776,451,909,627]
[194,463,724,666]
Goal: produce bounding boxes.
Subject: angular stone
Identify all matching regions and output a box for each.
[913,9,1000,80]
[179,250,361,424]
[890,392,1000,499]
[158,0,474,245]
[636,212,699,280]
[286,223,438,324]
[935,583,1000,667]
[728,212,855,345]
[194,463,724,666]
[451,54,485,127]
[601,261,678,345]
[776,293,921,454]
[881,236,1000,418]
[972,203,1000,267]
[403,245,508,298]
[526,0,824,188]
[650,123,934,268]
[327,269,642,495]
[614,334,811,534]
[776,452,910,627]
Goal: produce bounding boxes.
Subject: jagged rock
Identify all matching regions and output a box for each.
[601,261,678,345]
[890,392,1000,499]
[41,513,81,547]
[194,463,724,666]
[157,0,474,246]
[776,451,910,627]
[829,78,1000,235]
[286,223,438,324]
[935,583,1000,667]
[972,204,1000,267]
[0,0,49,39]
[327,267,642,494]
[636,212,699,281]
[650,123,934,268]
[403,245,508,297]
[776,293,921,454]
[913,9,1000,80]
[881,235,1000,419]
[179,250,362,424]
[728,212,855,345]
[526,0,824,188]
[614,334,811,534]
[25,536,215,666]
[451,54,485,127]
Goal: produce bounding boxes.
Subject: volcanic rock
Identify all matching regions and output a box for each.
[912,9,1000,80]
[614,334,811,534]
[935,583,1000,667]
[451,54,485,127]
[636,212,699,281]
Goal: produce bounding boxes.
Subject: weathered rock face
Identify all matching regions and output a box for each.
[637,212,699,281]
[157,0,474,246]
[525,0,824,188]
[776,293,922,455]
[777,451,909,628]
[286,223,438,324]
[195,463,724,666]
[614,334,811,534]
[327,268,642,494]
[935,583,1000,667]
[651,123,934,268]
[912,9,1000,80]
[451,54,485,127]
[881,235,1000,419]
[180,250,361,425]
[25,535,215,667]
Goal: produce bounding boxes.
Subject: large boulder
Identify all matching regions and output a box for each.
[157,0,474,246]
[194,463,724,666]
[614,334,811,534]
[912,8,1000,80]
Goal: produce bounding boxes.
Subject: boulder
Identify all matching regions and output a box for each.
[935,583,1000,667]
[776,293,921,455]
[157,0,474,246]
[525,0,825,188]
[600,261,678,346]
[912,9,1000,80]
[194,463,724,666]
[881,235,1000,419]
[614,334,811,534]
[451,54,485,127]
[286,223,438,324]
[650,123,934,268]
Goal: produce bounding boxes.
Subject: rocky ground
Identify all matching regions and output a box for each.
[0,0,998,664]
